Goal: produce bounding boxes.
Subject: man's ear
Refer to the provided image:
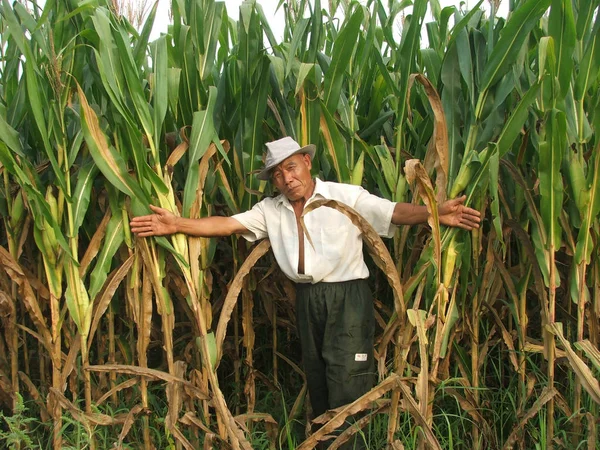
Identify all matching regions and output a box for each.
[303,153,312,170]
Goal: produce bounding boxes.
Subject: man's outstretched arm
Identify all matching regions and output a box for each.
[391,195,481,230]
[130,205,249,237]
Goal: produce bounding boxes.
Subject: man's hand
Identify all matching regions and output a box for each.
[130,205,178,237]
[439,195,481,230]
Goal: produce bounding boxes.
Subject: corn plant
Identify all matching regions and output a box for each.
[0,0,599,449]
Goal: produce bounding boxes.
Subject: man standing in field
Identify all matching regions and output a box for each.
[130,137,480,448]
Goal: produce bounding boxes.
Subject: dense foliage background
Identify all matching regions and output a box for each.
[0,0,599,448]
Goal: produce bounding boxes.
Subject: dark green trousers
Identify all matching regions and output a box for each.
[296,279,375,448]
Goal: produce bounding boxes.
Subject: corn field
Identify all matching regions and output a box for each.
[0,0,599,448]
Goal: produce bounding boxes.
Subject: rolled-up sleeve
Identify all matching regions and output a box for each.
[353,188,397,238]
[231,201,268,242]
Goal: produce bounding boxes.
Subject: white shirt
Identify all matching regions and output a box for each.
[231,178,396,283]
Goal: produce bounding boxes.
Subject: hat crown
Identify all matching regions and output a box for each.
[257,137,315,180]
[264,137,302,167]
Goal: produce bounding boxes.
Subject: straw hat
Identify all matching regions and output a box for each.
[257,137,316,180]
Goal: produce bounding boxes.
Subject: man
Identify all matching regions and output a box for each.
[130,137,480,447]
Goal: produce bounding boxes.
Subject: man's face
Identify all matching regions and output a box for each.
[271,153,313,201]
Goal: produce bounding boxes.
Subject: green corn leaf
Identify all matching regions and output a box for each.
[0,142,71,258]
[421,49,442,88]
[199,1,224,81]
[183,86,218,215]
[496,81,541,157]
[539,110,565,250]
[394,0,427,162]
[575,0,595,41]
[167,68,182,117]
[72,158,99,234]
[565,150,588,213]
[574,18,600,101]
[307,0,322,62]
[0,0,28,58]
[320,101,350,183]
[113,31,154,156]
[151,35,168,153]
[56,0,96,24]
[351,151,364,186]
[441,44,462,186]
[268,55,285,92]
[285,18,310,77]
[456,27,474,108]
[66,259,91,337]
[24,58,68,197]
[295,63,316,96]
[323,6,363,114]
[78,84,148,203]
[241,57,271,208]
[13,2,48,56]
[91,9,129,117]
[479,0,551,97]
[255,2,278,53]
[446,0,484,50]
[197,332,217,370]
[489,149,503,243]
[574,150,600,265]
[548,0,576,99]
[373,144,397,195]
[0,114,24,157]
[89,213,124,300]
[133,0,158,67]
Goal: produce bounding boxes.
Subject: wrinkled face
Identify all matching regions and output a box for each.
[271,153,313,202]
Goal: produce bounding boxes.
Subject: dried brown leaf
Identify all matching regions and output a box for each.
[87,254,134,351]
[445,387,497,447]
[169,425,195,450]
[116,404,144,449]
[138,239,175,372]
[407,74,449,202]
[15,215,31,262]
[50,388,123,426]
[180,411,214,435]
[548,323,600,404]
[0,246,53,355]
[96,378,137,405]
[0,289,15,335]
[487,307,519,372]
[404,159,442,283]
[327,404,388,450]
[79,209,111,278]
[166,361,187,437]
[502,387,557,450]
[391,440,406,450]
[86,364,208,400]
[165,140,189,170]
[574,340,600,372]
[397,381,443,450]
[297,374,401,450]
[18,371,48,421]
[407,309,429,419]
[61,332,81,387]
[301,200,405,320]
[215,239,271,365]
[234,412,277,427]
[138,263,152,368]
[16,262,50,300]
[523,340,567,359]
[586,412,596,450]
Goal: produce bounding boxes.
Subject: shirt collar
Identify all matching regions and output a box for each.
[275,177,327,208]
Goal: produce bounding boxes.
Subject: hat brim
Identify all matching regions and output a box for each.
[256,144,316,180]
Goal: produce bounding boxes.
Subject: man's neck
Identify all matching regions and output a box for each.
[289,178,316,214]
